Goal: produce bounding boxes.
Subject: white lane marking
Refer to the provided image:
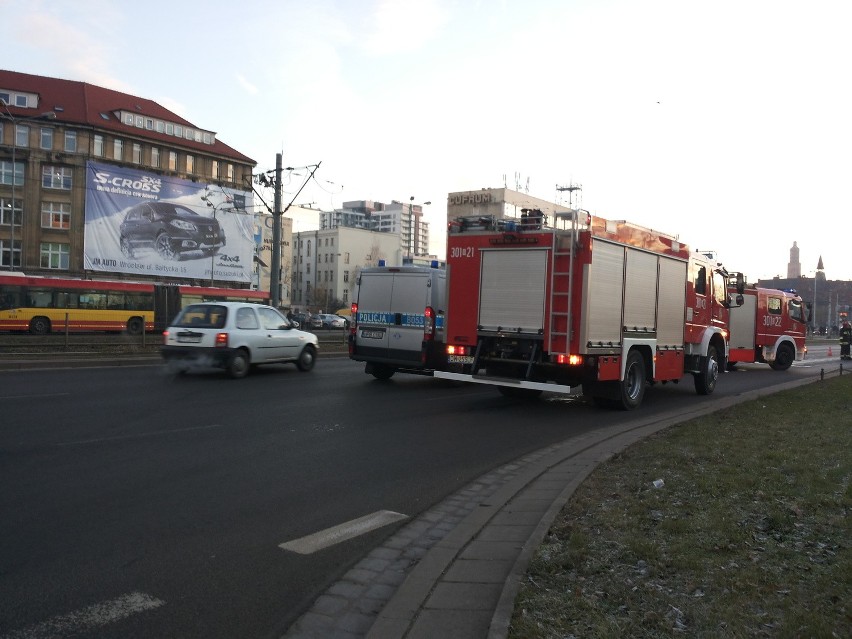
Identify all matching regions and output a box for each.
[2,591,165,639]
[280,510,409,555]
[1,392,71,400]
[56,423,223,446]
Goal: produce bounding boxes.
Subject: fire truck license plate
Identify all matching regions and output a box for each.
[448,355,474,364]
[360,330,384,339]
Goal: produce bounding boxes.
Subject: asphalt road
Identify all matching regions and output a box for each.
[0,351,832,638]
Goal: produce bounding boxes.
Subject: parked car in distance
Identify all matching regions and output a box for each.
[119,200,225,261]
[291,312,319,329]
[314,313,347,329]
[161,302,318,378]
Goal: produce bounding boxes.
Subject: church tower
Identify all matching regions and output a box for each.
[787,242,801,278]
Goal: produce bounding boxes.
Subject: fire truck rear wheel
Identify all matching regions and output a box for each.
[617,350,646,410]
[769,343,794,371]
[694,345,720,395]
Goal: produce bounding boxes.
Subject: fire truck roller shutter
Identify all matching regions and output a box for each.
[478,249,548,333]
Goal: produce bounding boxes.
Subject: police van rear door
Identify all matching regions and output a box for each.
[355,271,395,352]
[387,271,431,364]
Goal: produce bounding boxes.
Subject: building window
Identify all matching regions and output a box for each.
[0,197,23,226]
[344,252,350,264]
[135,115,143,127]
[132,143,142,164]
[14,124,29,147]
[175,125,182,138]
[145,118,154,130]
[41,202,71,229]
[165,123,173,135]
[186,154,195,174]
[151,147,160,168]
[40,242,70,269]
[211,160,219,179]
[1,238,21,268]
[40,127,53,150]
[306,264,310,274]
[226,164,233,182]
[343,270,349,283]
[64,130,77,153]
[0,160,24,187]
[123,113,133,125]
[156,121,164,133]
[94,134,104,157]
[42,166,72,190]
[168,151,177,171]
[113,139,123,160]
[307,240,311,257]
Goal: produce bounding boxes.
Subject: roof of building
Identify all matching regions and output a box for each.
[0,69,254,165]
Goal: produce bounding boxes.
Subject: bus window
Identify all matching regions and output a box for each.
[55,291,80,309]
[28,289,53,308]
[79,293,107,309]
[0,289,23,309]
[107,292,127,309]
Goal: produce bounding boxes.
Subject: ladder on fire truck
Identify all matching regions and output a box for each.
[548,209,584,354]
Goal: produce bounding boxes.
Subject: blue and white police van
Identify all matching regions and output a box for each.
[349,261,448,379]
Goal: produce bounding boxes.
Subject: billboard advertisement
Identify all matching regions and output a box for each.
[84,162,255,283]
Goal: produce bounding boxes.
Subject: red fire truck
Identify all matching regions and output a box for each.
[434,209,744,409]
[726,285,808,370]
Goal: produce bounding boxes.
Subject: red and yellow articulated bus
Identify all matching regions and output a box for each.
[0,273,268,334]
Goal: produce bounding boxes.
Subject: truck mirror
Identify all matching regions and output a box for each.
[735,272,745,293]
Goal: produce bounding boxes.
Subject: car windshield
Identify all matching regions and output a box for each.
[174,304,227,329]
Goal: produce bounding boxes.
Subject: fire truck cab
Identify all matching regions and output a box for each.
[435,208,743,409]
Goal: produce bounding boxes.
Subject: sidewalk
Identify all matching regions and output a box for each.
[283,375,816,639]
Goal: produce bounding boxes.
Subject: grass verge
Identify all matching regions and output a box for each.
[510,374,852,638]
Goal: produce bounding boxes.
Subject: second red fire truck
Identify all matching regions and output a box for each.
[726,284,808,370]
[434,209,744,409]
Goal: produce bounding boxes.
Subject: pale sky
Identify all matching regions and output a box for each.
[3,0,851,282]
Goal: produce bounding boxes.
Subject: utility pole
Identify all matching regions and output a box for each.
[270,153,283,307]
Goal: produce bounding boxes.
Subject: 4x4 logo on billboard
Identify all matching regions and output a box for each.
[93,171,162,195]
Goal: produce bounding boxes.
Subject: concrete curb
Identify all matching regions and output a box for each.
[367,373,821,639]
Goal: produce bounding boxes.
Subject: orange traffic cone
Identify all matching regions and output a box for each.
[828,346,833,357]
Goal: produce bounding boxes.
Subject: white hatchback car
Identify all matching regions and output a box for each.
[161,302,319,378]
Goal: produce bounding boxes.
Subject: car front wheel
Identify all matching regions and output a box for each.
[296,345,317,372]
[155,233,178,260]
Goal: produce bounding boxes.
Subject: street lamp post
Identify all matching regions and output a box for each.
[0,100,56,270]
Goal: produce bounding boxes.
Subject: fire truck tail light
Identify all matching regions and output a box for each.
[556,353,583,365]
[215,332,229,348]
[447,344,469,356]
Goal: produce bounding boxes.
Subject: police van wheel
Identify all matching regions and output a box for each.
[370,364,395,380]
